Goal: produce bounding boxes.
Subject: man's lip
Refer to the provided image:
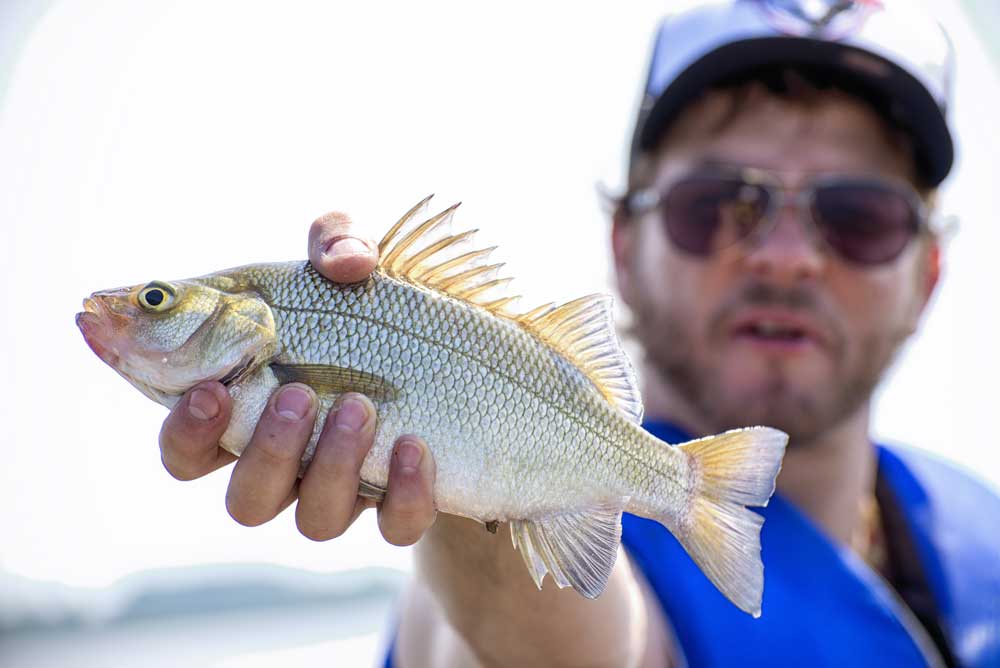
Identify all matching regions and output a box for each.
[727,308,828,348]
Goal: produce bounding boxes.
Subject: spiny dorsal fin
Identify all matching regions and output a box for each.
[377,197,517,315]
[377,197,642,423]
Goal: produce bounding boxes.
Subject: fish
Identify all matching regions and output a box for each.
[76,196,787,616]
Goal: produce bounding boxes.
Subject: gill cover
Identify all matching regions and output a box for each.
[79,279,277,405]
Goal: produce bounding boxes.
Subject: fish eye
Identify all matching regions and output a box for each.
[137,281,176,312]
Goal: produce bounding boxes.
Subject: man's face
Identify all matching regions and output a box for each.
[613,87,939,442]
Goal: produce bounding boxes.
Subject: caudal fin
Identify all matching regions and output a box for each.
[673,427,787,617]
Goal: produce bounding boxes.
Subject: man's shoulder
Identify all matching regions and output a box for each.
[878,442,1000,511]
[879,442,1000,557]
[879,443,1000,668]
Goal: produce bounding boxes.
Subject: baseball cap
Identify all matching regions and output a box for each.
[631,0,956,186]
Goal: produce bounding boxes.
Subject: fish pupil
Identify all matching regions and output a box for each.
[145,289,164,306]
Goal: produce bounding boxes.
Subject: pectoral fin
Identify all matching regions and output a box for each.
[509,499,627,599]
[270,363,399,401]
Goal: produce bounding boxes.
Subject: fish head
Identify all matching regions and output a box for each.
[76,278,276,407]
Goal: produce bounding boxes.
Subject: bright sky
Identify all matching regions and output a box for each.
[2,0,998,590]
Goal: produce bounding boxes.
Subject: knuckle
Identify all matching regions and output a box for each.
[316,425,373,470]
[159,437,211,481]
[160,430,207,462]
[159,409,228,463]
[296,512,347,542]
[379,503,434,546]
[253,436,307,466]
[321,430,370,469]
[249,423,311,466]
[381,521,424,547]
[162,458,200,482]
[226,496,269,528]
[158,417,190,454]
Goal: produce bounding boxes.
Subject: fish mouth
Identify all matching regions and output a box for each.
[76,300,120,367]
[82,297,102,315]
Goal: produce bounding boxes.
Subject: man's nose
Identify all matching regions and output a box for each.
[741,202,826,281]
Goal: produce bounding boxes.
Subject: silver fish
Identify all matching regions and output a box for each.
[76,197,787,615]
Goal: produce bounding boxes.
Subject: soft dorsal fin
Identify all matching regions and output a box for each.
[517,295,642,423]
[377,197,642,423]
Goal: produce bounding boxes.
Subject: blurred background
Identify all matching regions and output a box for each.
[1,1,997,666]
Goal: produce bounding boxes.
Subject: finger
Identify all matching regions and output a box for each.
[378,435,437,546]
[226,383,318,527]
[308,211,379,284]
[159,381,236,481]
[296,393,377,541]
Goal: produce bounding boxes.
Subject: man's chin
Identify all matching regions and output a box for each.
[720,345,832,385]
[705,376,839,443]
[714,382,868,445]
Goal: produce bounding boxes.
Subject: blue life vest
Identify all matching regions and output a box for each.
[384,420,1000,667]
[623,420,1000,668]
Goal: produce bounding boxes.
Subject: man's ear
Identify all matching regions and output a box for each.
[906,235,941,335]
[922,236,941,305]
[611,208,637,306]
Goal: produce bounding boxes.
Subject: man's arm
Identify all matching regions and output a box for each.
[158,211,677,668]
[398,515,675,668]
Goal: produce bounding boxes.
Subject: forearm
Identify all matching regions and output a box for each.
[398,513,657,668]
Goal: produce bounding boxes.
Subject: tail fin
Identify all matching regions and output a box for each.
[673,427,787,617]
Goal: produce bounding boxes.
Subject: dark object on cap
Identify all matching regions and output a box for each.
[631,0,955,186]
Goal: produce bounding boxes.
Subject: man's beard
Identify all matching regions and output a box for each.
[632,281,913,444]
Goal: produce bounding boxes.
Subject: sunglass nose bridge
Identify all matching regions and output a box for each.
[738,186,826,253]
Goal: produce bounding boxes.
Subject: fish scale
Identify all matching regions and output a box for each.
[77,197,787,615]
[239,262,654,519]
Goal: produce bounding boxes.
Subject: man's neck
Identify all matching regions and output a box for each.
[774,408,877,547]
[642,372,878,547]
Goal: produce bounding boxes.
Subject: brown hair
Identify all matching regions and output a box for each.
[622,65,933,209]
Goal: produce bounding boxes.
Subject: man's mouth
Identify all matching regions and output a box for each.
[729,311,825,352]
[739,320,807,341]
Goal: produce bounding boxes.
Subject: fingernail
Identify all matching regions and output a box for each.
[275,386,312,420]
[324,237,369,257]
[395,440,423,473]
[335,395,370,432]
[189,389,219,421]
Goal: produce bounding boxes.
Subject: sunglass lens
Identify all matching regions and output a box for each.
[662,176,770,255]
[813,182,919,264]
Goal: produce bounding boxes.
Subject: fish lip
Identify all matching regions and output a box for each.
[82,297,102,315]
[76,310,120,366]
[727,307,828,348]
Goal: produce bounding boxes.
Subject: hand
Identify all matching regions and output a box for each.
[157,212,438,546]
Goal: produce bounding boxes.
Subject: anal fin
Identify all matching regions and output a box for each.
[509,499,627,599]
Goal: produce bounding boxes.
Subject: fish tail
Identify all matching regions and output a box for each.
[669,427,787,617]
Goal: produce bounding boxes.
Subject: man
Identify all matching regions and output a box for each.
[157,1,1000,666]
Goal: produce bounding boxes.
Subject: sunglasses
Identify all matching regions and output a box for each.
[624,167,929,265]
